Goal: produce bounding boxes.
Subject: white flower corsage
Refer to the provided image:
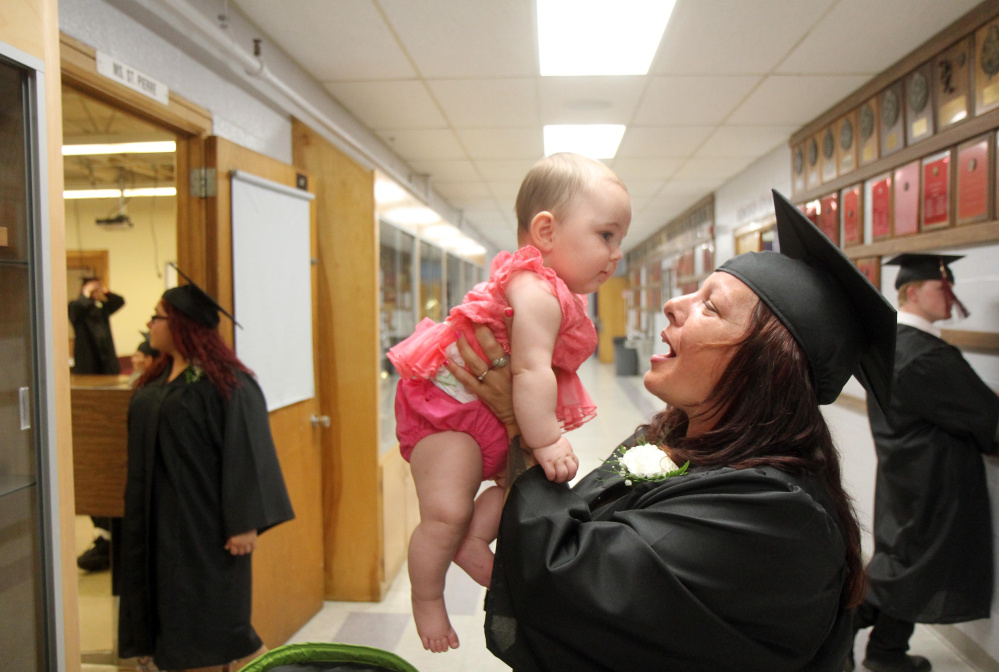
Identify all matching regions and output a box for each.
[603,443,689,485]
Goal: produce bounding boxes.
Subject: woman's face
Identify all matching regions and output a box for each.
[644,272,758,431]
[147,300,176,356]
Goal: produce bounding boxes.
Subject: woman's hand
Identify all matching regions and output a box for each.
[225,529,258,555]
[446,323,517,433]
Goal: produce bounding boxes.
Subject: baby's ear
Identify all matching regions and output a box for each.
[529,211,556,252]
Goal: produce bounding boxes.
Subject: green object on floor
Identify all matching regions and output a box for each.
[239,642,419,672]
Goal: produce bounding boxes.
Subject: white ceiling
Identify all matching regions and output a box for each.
[232,0,982,252]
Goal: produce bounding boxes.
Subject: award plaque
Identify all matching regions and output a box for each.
[879,82,905,157]
[792,143,806,195]
[905,62,935,144]
[806,134,822,190]
[841,184,862,246]
[956,134,992,225]
[819,193,839,244]
[858,97,880,166]
[893,161,921,237]
[921,150,951,230]
[869,173,893,240]
[975,19,999,116]
[935,38,972,130]
[820,125,838,183]
[854,257,881,289]
[803,200,821,230]
[836,111,859,175]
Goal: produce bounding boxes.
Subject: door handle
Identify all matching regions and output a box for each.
[19,387,30,430]
[310,414,331,428]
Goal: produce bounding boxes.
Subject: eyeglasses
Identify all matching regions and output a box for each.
[150,314,168,322]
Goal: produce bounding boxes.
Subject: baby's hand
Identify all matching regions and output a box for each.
[533,436,578,483]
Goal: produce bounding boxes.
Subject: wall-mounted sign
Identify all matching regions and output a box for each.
[96,51,169,105]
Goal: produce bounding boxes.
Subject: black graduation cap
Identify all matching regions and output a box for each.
[162,263,241,329]
[718,190,896,413]
[884,253,963,289]
[136,331,160,358]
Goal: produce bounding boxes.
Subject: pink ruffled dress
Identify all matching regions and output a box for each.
[388,246,598,479]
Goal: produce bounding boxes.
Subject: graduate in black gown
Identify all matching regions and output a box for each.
[118,273,294,671]
[446,191,897,672]
[852,254,999,672]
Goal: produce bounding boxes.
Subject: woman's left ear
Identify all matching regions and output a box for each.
[529,211,556,253]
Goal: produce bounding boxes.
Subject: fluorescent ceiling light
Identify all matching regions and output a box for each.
[537,0,675,76]
[544,124,626,159]
[63,187,177,199]
[62,141,177,156]
[375,177,409,205]
[420,223,462,242]
[384,206,440,227]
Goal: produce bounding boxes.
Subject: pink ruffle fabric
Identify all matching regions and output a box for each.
[387,246,598,431]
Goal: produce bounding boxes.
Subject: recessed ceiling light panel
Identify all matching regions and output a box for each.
[543,124,626,159]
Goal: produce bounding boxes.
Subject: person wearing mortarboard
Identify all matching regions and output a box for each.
[127,331,160,387]
[117,266,294,672]
[70,276,127,572]
[436,190,896,671]
[850,254,999,672]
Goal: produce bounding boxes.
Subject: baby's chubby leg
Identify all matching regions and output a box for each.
[408,431,484,652]
[454,485,503,587]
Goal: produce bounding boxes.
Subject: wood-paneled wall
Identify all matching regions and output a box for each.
[291,119,386,600]
[1,1,80,669]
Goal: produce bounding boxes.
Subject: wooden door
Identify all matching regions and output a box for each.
[596,276,627,363]
[190,136,324,646]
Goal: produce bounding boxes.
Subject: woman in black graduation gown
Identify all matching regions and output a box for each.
[118,278,294,671]
[448,191,897,672]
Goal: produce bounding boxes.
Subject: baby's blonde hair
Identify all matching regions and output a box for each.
[515,153,626,236]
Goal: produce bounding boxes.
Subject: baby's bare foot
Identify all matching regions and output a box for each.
[412,595,459,652]
[454,541,494,587]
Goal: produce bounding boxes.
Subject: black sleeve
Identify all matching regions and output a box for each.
[220,374,294,537]
[68,295,92,326]
[103,292,125,316]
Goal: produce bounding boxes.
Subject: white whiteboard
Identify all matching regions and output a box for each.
[231,170,315,411]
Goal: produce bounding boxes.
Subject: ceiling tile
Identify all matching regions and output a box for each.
[726,75,872,125]
[695,126,799,158]
[432,181,494,203]
[538,76,645,125]
[776,0,983,75]
[673,157,754,181]
[487,182,522,203]
[375,129,466,161]
[379,0,538,78]
[455,128,544,159]
[617,126,715,159]
[608,158,684,182]
[633,76,763,126]
[427,79,539,128]
[651,0,836,75]
[474,159,538,181]
[325,81,446,130]
[235,0,415,81]
[409,159,480,183]
[620,180,667,199]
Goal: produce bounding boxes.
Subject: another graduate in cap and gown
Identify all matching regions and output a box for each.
[442,190,896,672]
[854,254,999,672]
[118,272,294,671]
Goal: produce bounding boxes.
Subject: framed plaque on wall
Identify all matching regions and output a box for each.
[905,62,935,145]
[819,193,839,244]
[858,97,880,166]
[836,111,859,175]
[893,161,921,237]
[841,184,863,246]
[880,82,906,157]
[955,134,992,225]
[855,257,881,289]
[792,143,806,195]
[820,125,838,183]
[935,37,972,131]
[868,172,893,241]
[921,149,952,231]
[975,19,999,116]
[806,134,822,190]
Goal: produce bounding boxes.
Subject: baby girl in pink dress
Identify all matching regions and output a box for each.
[388,153,631,652]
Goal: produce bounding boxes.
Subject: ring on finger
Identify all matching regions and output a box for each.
[477,368,490,382]
[491,355,509,368]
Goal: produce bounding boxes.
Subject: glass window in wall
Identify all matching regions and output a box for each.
[446,253,463,312]
[419,241,444,323]
[379,223,415,454]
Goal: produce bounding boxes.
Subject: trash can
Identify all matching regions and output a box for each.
[613,336,638,376]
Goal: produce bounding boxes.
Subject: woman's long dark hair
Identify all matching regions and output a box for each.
[136,302,252,398]
[640,300,865,607]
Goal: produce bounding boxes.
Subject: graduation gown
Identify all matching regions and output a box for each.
[118,367,295,670]
[69,291,125,374]
[865,325,999,623]
[485,443,854,672]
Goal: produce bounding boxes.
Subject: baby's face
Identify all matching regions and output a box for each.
[547,179,631,295]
